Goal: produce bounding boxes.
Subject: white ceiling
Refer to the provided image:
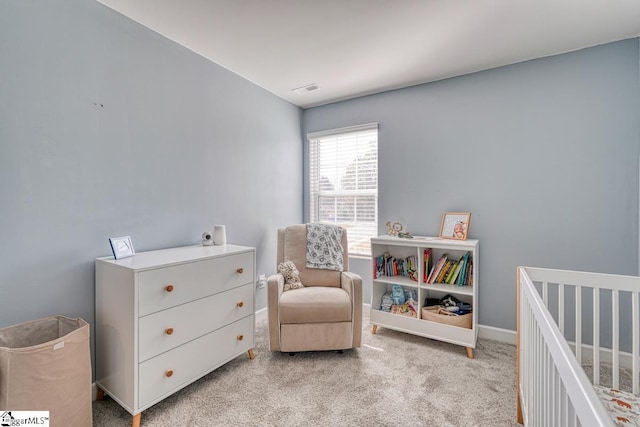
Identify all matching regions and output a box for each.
[97,0,640,109]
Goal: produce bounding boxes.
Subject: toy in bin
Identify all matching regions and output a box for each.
[439,294,472,315]
[383,284,418,318]
[391,284,405,305]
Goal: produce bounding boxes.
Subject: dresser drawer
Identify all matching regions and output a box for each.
[138,252,254,316]
[138,315,254,409]
[138,283,254,362]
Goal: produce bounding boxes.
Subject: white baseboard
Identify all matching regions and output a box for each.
[478,324,517,345]
[255,307,267,322]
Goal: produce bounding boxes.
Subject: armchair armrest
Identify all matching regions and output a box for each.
[341,271,363,348]
[267,273,285,351]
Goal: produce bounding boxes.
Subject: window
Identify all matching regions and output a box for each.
[308,123,378,257]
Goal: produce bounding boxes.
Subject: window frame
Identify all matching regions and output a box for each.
[307,123,378,257]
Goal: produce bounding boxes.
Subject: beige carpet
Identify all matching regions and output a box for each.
[93,311,518,426]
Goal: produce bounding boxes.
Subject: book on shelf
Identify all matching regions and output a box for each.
[456,252,470,286]
[445,259,461,284]
[458,252,473,286]
[423,248,432,283]
[427,253,448,284]
[447,259,463,284]
[373,251,418,282]
[436,259,453,283]
[424,251,473,286]
[450,253,471,284]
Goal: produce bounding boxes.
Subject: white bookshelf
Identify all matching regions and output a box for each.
[370,235,479,358]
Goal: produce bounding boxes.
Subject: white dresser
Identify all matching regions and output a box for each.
[95,244,255,427]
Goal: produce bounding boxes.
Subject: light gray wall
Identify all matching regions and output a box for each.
[0,0,302,362]
[303,39,640,332]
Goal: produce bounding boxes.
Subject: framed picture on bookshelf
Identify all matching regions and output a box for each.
[109,236,135,259]
[439,212,471,240]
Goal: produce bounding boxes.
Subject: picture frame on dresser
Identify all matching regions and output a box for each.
[439,212,470,240]
[109,236,135,259]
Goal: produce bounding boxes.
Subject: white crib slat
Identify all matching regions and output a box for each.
[593,287,600,386]
[544,343,549,426]
[568,403,576,427]
[575,285,582,364]
[560,381,565,425]
[547,351,558,426]
[540,337,545,426]
[528,308,534,422]
[559,283,565,334]
[523,306,529,411]
[529,309,533,418]
[547,353,558,426]
[541,277,548,419]
[531,319,536,426]
[535,324,541,425]
[528,307,534,425]
[634,292,639,395]
[525,308,530,422]
[612,289,620,390]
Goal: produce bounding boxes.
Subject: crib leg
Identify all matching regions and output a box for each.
[517,391,524,425]
[466,347,474,359]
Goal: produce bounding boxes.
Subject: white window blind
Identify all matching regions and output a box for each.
[308,123,378,257]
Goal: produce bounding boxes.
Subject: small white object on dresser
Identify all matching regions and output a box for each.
[95,244,256,427]
[370,235,478,358]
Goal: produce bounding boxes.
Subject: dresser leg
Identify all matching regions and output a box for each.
[132,413,141,427]
[371,324,377,334]
[95,387,105,401]
[466,347,474,359]
[248,348,255,360]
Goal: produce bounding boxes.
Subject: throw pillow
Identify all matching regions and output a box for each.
[278,260,305,291]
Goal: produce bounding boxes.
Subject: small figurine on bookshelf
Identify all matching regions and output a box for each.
[386,221,404,236]
[386,221,414,238]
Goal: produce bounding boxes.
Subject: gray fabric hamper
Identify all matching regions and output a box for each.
[0,315,92,427]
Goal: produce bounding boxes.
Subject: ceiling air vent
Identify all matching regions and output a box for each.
[292,84,319,95]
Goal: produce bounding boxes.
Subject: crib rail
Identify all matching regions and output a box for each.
[518,266,616,426]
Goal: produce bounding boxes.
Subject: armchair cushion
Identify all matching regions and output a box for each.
[277,260,304,291]
[279,287,352,324]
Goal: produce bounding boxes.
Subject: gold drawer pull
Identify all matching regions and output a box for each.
[237,334,244,341]
[237,301,244,308]
[236,268,244,274]
[165,369,174,378]
[165,284,174,293]
[165,327,174,335]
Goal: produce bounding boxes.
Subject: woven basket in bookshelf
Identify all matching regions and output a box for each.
[421,306,472,329]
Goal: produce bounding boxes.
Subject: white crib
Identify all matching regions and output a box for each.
[517,266,640,427]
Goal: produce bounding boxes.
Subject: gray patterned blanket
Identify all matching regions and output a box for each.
[306,223,344,271]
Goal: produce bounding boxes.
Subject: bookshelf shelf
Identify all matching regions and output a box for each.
[370,235,479,358]
[373,275,418,288]
[419,283,473,296]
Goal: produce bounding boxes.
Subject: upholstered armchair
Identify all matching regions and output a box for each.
[267,224,363,352]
